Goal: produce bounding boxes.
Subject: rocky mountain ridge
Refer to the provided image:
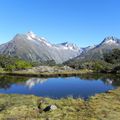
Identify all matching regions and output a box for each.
[0,31,82,63]
[0,32,120,63]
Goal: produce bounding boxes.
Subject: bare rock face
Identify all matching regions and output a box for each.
[0,31,81,63]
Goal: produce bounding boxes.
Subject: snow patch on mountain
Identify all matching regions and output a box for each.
[56,42,80,51]
[26,31,36,39]
[104,39,117,44]
[26,31,52,47]
[101,36,120,45]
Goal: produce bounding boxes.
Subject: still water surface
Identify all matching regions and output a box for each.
[0,74,119,99]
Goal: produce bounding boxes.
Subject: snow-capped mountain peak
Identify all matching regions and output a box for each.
[26,31,52,47]
[104,39,116,44]
[101,36,120,45]
[26,31,36,39]
[59,42,80,50]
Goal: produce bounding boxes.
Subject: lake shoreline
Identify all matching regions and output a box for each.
[0,69,93,77]
[0,87,120,119]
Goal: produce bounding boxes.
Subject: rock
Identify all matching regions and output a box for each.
[43,105,57,112]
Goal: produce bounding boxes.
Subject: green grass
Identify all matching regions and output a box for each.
[0,88,120,120]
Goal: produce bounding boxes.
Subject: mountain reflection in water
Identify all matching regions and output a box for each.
[0,73,119,99]
[25,78,47,88]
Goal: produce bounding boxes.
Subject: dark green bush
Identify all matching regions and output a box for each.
[104,49,120,64]
[0,55,32,71]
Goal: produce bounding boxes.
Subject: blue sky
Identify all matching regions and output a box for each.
[0,0,120,47]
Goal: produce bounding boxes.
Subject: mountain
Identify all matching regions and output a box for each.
[26,78,47,89]
[71,36,120,61]
[0,31,81,63]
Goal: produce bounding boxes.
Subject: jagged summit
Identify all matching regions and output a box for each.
[101,36,120,45]
[26,31,37,39]
[58,42,80,51]
[60,42,69,46]
[61,42,76,47]
[104,36,117,40]
[25,31,47,41]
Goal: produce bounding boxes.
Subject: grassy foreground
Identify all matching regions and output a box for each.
[0,88,120,120]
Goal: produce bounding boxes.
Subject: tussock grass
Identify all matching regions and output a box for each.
[0,88,120,119]
[0,69,92,78]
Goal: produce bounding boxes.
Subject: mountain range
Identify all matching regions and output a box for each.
[0,32,81,63]
[0,32,120,63]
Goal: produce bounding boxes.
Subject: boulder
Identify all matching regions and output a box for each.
[43,105,57,112]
